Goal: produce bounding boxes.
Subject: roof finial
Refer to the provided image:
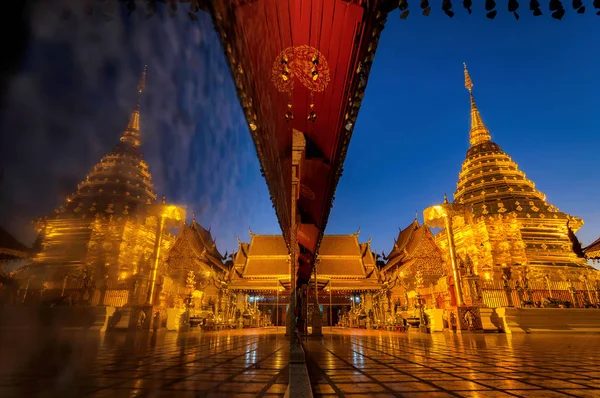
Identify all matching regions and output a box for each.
[356,226,361,236]
[463,63,491,147]
[414,210,418,222]
[191,210,195,222]
[444,192,449,204]
[463,62,473,93]
[121,65,148,148]
[138,65,148,95]
[161,196,166,204]
[248,226,254,237]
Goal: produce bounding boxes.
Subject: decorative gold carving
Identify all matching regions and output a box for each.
[271,45,331,94]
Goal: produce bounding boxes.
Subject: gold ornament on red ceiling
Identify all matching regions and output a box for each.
[271,46,331,94]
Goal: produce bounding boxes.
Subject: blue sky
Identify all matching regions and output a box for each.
[1,2,598,259]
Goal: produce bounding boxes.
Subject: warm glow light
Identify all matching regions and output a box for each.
[120,272,127,279]
[484,272,491,280]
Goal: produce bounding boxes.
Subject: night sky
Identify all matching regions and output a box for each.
[0,1,599,260]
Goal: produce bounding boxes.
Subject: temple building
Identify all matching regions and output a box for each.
[164,218,228,316]
[227,231,381,328]
[0,225,33,268]
[382,218,446,312]
[584,237,600,262]
[421,64,599,311]
[21,67,182,307]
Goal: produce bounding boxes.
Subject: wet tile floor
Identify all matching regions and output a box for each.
[1,327,599,397]
[0,328,289,397]
[303,328,600,397]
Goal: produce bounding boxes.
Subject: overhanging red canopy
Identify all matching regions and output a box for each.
[209,0,390,273]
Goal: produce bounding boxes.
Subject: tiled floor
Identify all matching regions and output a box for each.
[0,328,289,397]
[1,327,599,397]
[303,328,600,397]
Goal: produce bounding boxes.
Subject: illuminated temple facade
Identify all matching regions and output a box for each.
[227,232,381,328]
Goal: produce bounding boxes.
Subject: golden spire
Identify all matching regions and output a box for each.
[138,65,147,95]
[444,192,449,204]
[121,65,147,148]
[463,63,491,146]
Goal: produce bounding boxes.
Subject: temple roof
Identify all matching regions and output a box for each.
[229,233,379,287]
[190,219,223,260]
[584,237,600,259]
[319,235,361,257]
[387,219,420,261]
[166,221,225,276]
[247,235,288,257]
[384,220,439,272]
[0,225,32,260]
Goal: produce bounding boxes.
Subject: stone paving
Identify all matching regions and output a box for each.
[304,328,600,397]
[0,328,289,397]
[1,327,600,397]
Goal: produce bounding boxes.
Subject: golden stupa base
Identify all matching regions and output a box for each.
[111,305,163,332]
[494,307,600,334]
[446,306,484,333]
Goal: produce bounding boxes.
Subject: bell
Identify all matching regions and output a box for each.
[285,111,294,122]
[307,111,317,122]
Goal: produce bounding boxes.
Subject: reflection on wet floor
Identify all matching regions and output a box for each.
[0,328,289,397]
[304,328,600,397]
[1,327,600,397]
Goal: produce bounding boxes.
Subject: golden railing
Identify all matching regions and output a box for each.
[481,279,597,308]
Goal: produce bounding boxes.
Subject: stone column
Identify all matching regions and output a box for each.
[311,263,323,336]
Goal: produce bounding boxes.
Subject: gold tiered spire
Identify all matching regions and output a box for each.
[463,63,491,147]
[451,64,589,269]
[121,65,148,148]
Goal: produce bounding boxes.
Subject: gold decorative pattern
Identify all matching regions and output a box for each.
[271,45,331,94]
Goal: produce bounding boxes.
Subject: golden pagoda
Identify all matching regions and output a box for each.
[426,64,598,307]
[25,67,177,306]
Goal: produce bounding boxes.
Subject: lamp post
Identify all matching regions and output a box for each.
[145,201,185,307]
[423,201,468,306]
